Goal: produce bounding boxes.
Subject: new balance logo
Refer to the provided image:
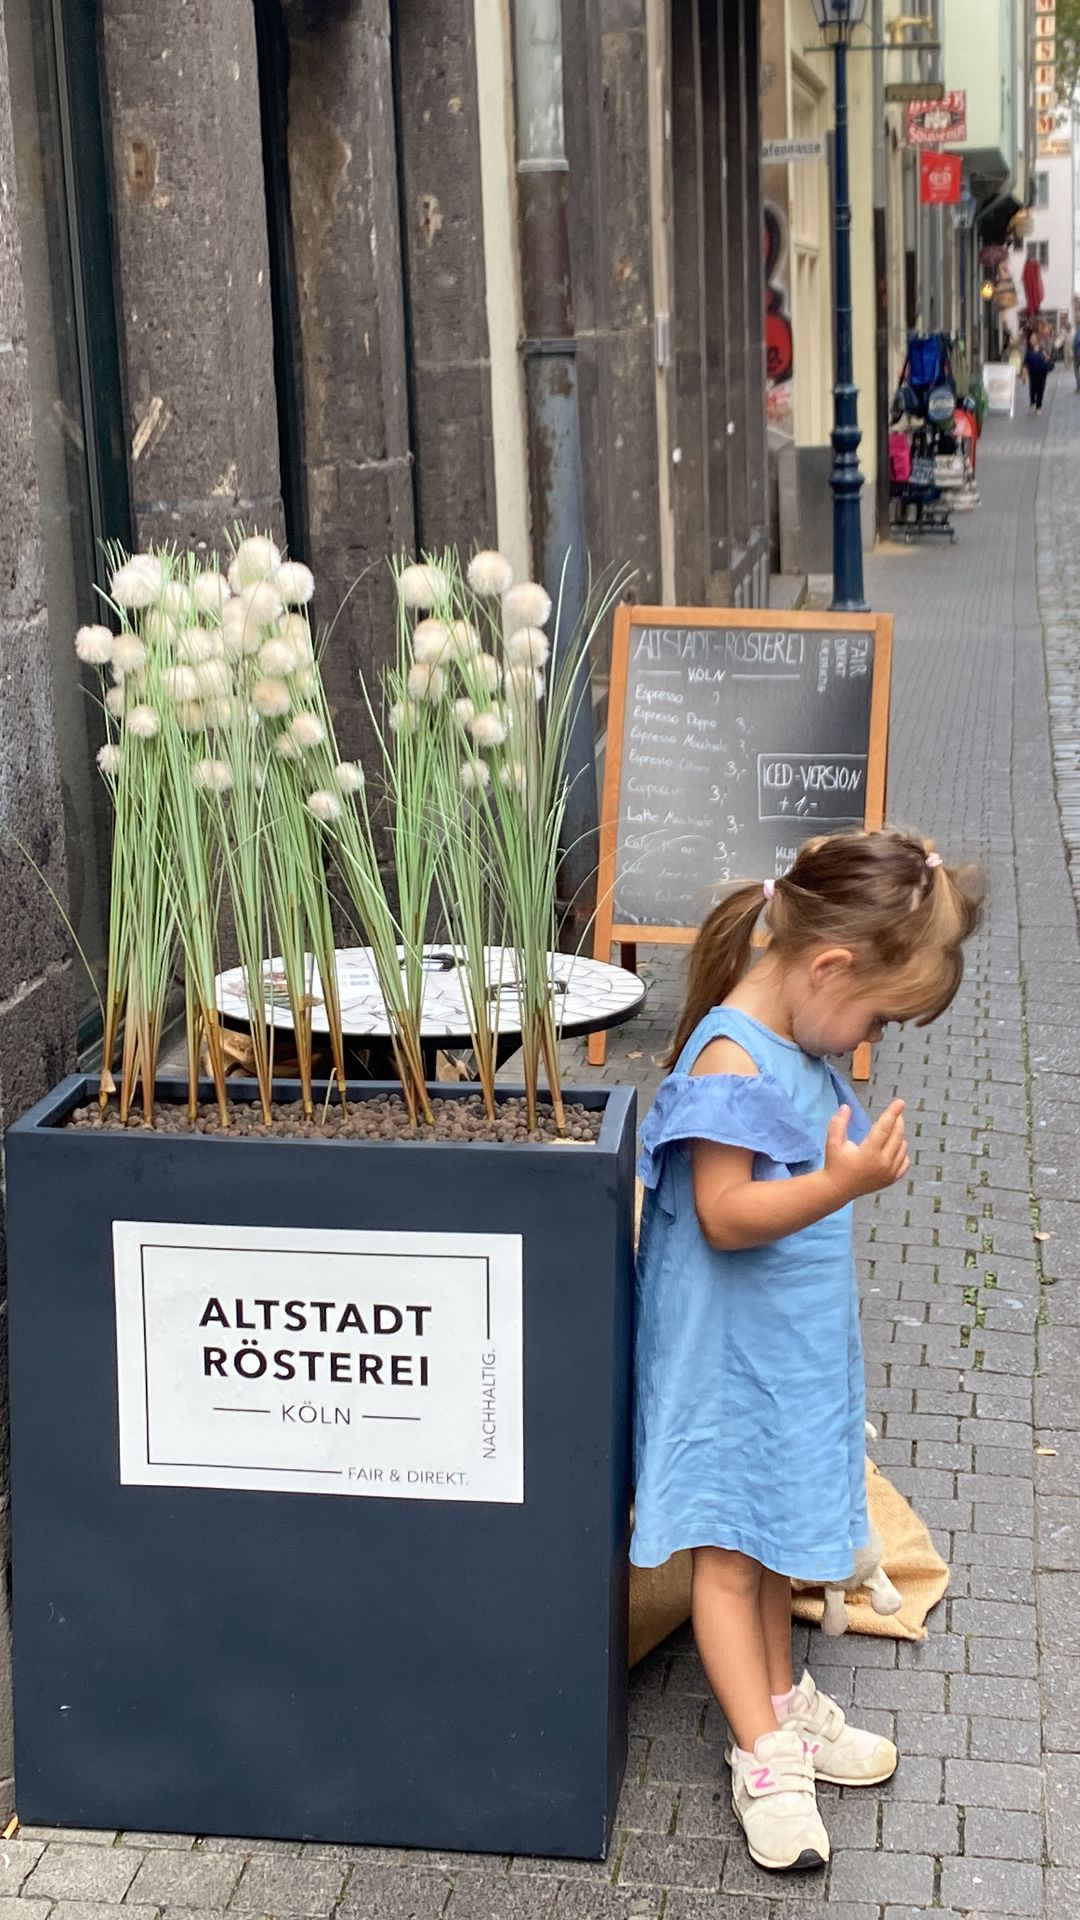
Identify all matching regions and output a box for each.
[750,1766,775,1791]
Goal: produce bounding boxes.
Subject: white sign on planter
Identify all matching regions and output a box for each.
[114,1222,524,1502]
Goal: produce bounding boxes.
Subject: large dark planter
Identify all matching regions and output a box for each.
[7,1077,635,1859]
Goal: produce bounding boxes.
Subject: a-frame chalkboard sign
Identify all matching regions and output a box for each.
[589,605,893,1076]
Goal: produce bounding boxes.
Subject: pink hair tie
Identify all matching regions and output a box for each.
[925,852,943,870]
[763,879,776,901]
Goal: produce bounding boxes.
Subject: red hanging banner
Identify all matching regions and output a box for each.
[919,151,962,205]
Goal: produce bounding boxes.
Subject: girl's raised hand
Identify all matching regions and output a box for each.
[824,1100,909,1202]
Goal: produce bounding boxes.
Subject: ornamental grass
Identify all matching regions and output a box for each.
[66,535,623,1134]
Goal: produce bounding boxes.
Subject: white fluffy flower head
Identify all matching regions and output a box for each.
[506,626,550,670]
[449,620,480,661]
[469,709,508,749]
[105,686,125,718]
[203,697,236,728]
[139,608,179,650]
[504,663,545,702]
[475,652,501,692]
[221,599,260,659]
[112,634,148,676]
[161,580,192,619]
[292,667,317,698]
[75,625,114,666]
[459,758,491,793]
[274,732,301,761]
[127,704,160,739]
[389,699,420,735]
[334,761,365,793]
[192,758,233,793]
[230,536,282,590]
[278,613,314,662]
[194,658,232,697]
[407,661,446,703]
[241,581,285,628]
[176,700,207,733]
[193,572,230,618]
[163,664,200,702]
[503,581,551,631]
[454,697,476,727]
[96,743,121,777]
[176,625,223,665]
[251,677,292,719]
[258,637,297,678]
[110,554,163,609]
[412,619,453,665]
[499,759,528,794]
[397,562,449,610]
[467,550,513,597]
[274,561,315,607]
[289,712,325,750]
[307,789,343,823]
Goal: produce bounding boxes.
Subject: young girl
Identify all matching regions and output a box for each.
[631,830,979,1874]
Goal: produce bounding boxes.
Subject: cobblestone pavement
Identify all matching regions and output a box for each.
[6,391,1080,1917]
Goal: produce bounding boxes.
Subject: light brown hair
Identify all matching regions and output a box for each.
[668,828,982,1065]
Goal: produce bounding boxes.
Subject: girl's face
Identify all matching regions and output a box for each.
[787,949,900,1058]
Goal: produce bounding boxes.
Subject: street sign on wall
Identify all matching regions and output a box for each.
[906,92,967,146]
[920,152,963,205]
[762,137,826,164]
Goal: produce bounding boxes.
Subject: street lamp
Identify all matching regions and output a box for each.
[811,0,869,612]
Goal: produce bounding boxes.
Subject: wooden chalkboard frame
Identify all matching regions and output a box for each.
[589,604,894,1076]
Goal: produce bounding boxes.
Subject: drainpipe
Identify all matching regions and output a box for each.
[872,0,890,541]
[510,0,598,941]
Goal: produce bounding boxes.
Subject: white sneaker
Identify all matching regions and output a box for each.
[784,1670,898,1787]
[729,1728,829,1872]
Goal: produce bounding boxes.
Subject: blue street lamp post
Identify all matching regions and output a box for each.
[812,0,869,612]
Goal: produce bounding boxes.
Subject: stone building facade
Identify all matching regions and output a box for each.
[0,0,766,1813]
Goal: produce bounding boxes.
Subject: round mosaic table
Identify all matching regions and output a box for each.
[215,944,646,1078]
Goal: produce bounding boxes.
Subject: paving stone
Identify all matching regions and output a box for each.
[670,1786,735,1840]
[968,1716,1041,1764]
[0,1904,50,1920]
[232,1855,348,1915]
[616,1836,721,1891]
[962,1806,1044,1861]
[551,1889,661,1919]
[853,1668,945,1712]
[944,1759,1042,1812]
[1046,1868,1080,1920]
[335,1867,453,1917]
[23,1846,141,1904]
[128,1849,243,1909]
[881,1801,960,1853]
[827,1848,934,1907]
[446,1873,555,1919]
[877,1754,944,1803]
[0,1852,43,1900]
[1046,1751,1080,1864]
[939,1855,1043,1915]
[611,1785,677,1835]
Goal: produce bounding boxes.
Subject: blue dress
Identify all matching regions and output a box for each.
[630,1007,870,1584]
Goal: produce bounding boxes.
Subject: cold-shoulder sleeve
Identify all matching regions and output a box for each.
[827,1066,872,1144]
[638,1070,821,1204]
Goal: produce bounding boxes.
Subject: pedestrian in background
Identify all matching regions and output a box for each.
[631,830,980,1875]
[1024,332,1052,414]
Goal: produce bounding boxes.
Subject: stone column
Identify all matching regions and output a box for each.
[563,0,663,606]
[0,0,76,1821]
[281,0,415,749]
[395,0,498,549]
[100,0,284,555]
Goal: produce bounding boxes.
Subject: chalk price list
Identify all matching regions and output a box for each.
[615,625,873,927]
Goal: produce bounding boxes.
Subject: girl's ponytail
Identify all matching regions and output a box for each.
[666,882,763,1066]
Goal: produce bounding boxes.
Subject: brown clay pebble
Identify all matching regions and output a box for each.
[69,1089,602,1146]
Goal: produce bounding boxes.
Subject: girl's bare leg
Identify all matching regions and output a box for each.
[691,1546,779,1752]
[760,1568,795,1699]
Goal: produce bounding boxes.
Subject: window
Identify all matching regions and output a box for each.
[1027,239,1051,267]
[1034,171,1050,209]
